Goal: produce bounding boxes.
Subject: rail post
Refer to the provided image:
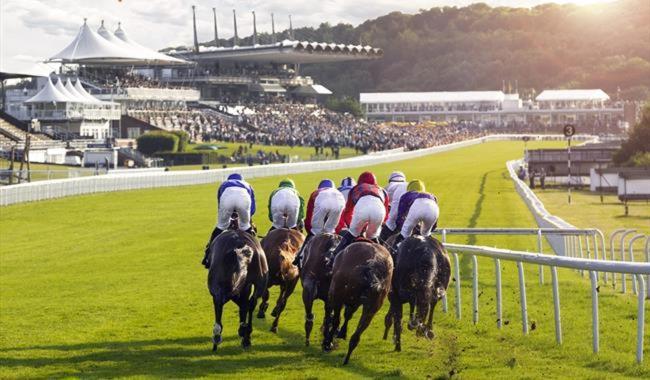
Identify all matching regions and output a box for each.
[517,261,529,335]
[441,229,448,313]
[537,229,544,285]
[590,271,599,354]
[495,258,502,329]
[595,229,607,283]
[577,236,584,277]
[472,255,479,325]
[646,237,650,300]
[610,228,628,288]
[629,234,645,295]
[551,266,562,344]
[620,230,637,293]
[453,252,461,320]
[637,276,646,364]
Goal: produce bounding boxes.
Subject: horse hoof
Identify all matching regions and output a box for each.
[322,342,333,352]
[271,309,279,318]
[425,330,435,340]
[394,345,401,352]
[270,325,278,333]
[336,332,347,340]
[305,340,310,347]
[212,344,217,352]
[256,312,265,319]
[407,321,417,331]
[242,338,251,349]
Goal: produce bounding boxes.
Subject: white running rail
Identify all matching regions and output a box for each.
[1,134,594,206]
[446,242,649,363]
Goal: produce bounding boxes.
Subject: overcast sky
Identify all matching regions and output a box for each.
[0,0,615,72]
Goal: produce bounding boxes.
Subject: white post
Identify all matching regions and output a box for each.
[537,229,544,285]
[610,228,628,288]
[646,237,650,300]
[517,261,529,335]
[472,255,478,325]
[629,234,644,295]
[590,271,599,354]
[595,229,607,283]
[442,229,448,313]
[637,276,646,363]
[578,236,584,277]
[551,266,562,344]
[453,252,461,320]
[621,230,638,294]
[495,258,502,329]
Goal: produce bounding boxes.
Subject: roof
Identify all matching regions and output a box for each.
[0,61,57,80]
[359,91,506,104]
[292,84,333,96]
[535,89,609,102]
[249,83,286,93]
[25,77,72,103]
[49,20,188,66]
[168,40,383,65]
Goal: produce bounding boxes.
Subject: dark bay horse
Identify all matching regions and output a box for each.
[258,228,305,333]
[383,235,451,350]
[300,233,341,346]
[323,240,394,364]
[207,229,268,350]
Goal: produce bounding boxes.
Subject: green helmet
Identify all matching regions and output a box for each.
[407,179,425,192]
[279,178,295,188]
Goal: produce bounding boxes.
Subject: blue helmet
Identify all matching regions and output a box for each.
[340,177,355,188]
[227,173,243,181]
[318,179,334,189]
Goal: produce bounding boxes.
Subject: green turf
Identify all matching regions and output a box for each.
[535,188,649,262]
[187,141,359,159]
[1,140,648,379]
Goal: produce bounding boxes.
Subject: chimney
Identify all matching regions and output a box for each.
[252,11,257,45]
[192,5,199,52]
[233,9,239,46]
[212,7,219,47]
[289,14,294,40]
[271,13,276,43]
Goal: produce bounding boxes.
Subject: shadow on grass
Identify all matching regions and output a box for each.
[459,171,491,276]
[0,312,394,379]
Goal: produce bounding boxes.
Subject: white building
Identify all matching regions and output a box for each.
[360,89,624,126]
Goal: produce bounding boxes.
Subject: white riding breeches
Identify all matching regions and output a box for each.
[400,198,439,238]
[349,195,386,239]
[217,186,252,230]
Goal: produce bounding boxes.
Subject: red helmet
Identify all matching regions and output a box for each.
[358,171,377,185]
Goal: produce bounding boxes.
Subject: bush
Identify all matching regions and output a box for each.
[155,152,228,166]
[169,130,190,152]
[136,132,179,156]
[325,96,364,118]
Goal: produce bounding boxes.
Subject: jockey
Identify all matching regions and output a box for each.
[331,171,390,258]
[380,171,408,242]
[392,179,440,250]
[338,177,356,202]
[293,179,345,266]
[202,173,256,268]
[267,178,304,232]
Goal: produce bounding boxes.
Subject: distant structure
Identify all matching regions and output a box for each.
[360,89,628,128]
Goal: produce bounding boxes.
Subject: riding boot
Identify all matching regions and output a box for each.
[331,230,354,261]
[293,232,313,268]
[392,234,405,255]
[379,225,394,243]
[203,227,224,268]
[245,226,257,237]
[370,237,380,244]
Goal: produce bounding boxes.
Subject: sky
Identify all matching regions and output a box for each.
[0,0,616,72]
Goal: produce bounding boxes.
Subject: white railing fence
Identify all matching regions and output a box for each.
[1,134,595,207]
[444,242,649,363]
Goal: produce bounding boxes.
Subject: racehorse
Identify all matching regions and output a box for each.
[322,240,393,364]
[207,229,268,351]
[257,228,305,333]
[383,235,451,350]
[299,233,341,346]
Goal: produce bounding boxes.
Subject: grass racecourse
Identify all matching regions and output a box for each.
[1,140,649,379]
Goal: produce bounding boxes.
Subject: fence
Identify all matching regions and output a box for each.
[0,134,595,207]
[444,242,649,363]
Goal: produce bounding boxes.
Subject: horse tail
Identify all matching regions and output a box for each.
[361,256,391,296]
[432,239,451,299]
[279,240,299,281]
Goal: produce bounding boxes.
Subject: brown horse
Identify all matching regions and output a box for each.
[207,229,268,350]
[300,233,341,346]
[322,240,393,364]
[383,235,451,350]
[258,228,305,333]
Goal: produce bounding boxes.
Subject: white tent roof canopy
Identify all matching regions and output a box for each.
[536,89,610,102]
[49,20,189,65]
[360,91,507,104]
[25,77,72,103]
[25,76,103,104]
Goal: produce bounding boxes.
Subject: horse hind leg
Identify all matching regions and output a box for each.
[407,300,418,330]
[302,280,316,346]
[322,302,342,352]
[271,278,298,333]
[212,295,224,352]
[257,288,270,319]
[383,309,393,341]
[337,304,359,340]
[344,303,378,365]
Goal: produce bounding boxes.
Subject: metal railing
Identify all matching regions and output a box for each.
[445,242,649,363]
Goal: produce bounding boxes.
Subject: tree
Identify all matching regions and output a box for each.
[613,102,650,166]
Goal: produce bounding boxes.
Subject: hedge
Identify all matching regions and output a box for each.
[169,130,190,152]
[136,132,179,155]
